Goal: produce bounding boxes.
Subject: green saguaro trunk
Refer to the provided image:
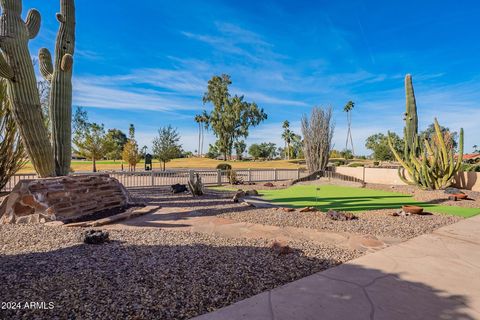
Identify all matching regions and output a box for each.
[388,74,464,189]
[39,0,75,176]
[0,0,55,177]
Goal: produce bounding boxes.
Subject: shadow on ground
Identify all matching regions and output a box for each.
[0,240,475,320]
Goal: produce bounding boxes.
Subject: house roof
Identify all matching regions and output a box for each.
[456,153,480,160]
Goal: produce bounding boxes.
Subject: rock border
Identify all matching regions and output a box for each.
[62,205,160,228]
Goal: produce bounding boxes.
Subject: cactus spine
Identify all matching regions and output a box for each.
[0,0,55,177]
[39,0,75,176]
[388,74,464,189]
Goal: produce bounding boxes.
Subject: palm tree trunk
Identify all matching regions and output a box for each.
[93,158,97,172]
[198,123,201,157]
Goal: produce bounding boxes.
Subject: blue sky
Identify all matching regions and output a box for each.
[27,0,480,154]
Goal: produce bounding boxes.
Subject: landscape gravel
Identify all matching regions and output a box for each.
[221,208,462,240]
[0,224,360,320]
[365,183,480,208]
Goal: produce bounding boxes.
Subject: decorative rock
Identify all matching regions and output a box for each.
[263,182,274,187]
[444,187,464,195]
[326,210,357,221]
[282,207,295,212]
[448,196,458,201]
[270,241,294,255]
[0,175,131,224]
[232,190,246,203]
[171,184,188,194]
[402,205,424,215]
[82,229,110,244]
[299,207,317,213]
[392,210,411,217]
[245,190,259,196]
[452,193,468,200]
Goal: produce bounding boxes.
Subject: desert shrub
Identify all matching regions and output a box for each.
[373,161,380,166]
[348,162,365,168]
[216,163,232,171]
[462,164,480,172]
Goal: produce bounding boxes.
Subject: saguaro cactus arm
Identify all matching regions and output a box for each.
[56,12,65,23]
[38,48,54,81]
[61,53,73,71]
[41,0,76,176]
[25,9,41,39]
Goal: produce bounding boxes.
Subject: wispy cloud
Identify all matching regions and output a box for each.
[73,77,201,113]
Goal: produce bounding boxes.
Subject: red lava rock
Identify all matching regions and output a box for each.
[263,182,274,187]
[299,207,317,213]
[402,205,424,215]
[282,207,295,212]
[452,193,468,200]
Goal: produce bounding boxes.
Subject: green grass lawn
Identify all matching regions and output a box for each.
[255,185,479,218]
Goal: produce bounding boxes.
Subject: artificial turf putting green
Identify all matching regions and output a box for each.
[258,185,480,218]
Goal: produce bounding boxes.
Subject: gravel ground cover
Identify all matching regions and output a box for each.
[221,208,462,240]
[0,225,359,320]
[366,183,480,208]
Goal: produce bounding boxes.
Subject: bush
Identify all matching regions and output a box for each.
[348,162,365,168]
[462,164,480,172]
[216,163,232,171]
[331,159,346,166]
[373,161,380,166]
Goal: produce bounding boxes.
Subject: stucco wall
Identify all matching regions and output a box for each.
[335,166,480,191]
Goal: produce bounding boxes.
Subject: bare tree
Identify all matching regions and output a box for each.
[301,107,334,173]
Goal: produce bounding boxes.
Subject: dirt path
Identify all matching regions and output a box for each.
[105,206,401,252]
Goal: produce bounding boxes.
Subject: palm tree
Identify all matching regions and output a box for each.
[194,111,209,157]
[344,101,355,157]
[194,115,202,157]
[282,120,294,160]
[474,145,479,153]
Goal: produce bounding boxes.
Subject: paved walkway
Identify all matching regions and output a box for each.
[193,215,480,320]
[104,207,399,251]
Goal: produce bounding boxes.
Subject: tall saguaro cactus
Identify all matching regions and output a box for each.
[0,0,55,177]
[404,74,418,149]
[388,74,464,190]
[39,0,75,176]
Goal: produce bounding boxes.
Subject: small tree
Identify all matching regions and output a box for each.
[105,129,127,161]
[152,126,182,170]
[122,140,140,171]
[248,144,262,160]
[206,143,221,159]
[73,122,110,172]
[121,124,141,171]
[341,149,354,160]
[234,140,246,160]
[248,142,277,160]
[365,133,402,161]
[302,107,334,173]
[290,134,303,159]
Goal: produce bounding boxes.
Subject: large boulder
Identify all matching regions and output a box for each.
[0,174,131,224]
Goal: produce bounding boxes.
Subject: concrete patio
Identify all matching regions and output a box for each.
[193,215,480,320]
